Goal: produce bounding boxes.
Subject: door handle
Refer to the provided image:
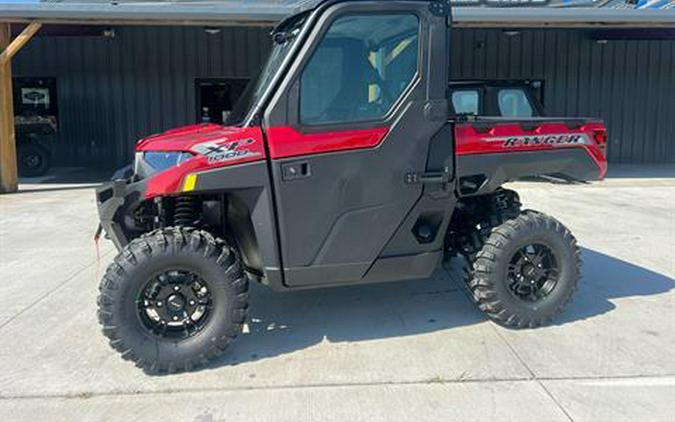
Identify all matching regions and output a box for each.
[405,168,450,185]
[281,161,311,181]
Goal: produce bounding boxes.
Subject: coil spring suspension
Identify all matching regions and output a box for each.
[173,196,199,226]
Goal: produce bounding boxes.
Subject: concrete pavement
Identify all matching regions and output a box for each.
[0,168,673,421]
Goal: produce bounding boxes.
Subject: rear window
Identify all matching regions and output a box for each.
[497,88,534,118]
[451,90,479,115]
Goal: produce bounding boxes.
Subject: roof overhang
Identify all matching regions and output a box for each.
[0,3,674,28]
[0,3,292,27]
[453,8,675,28]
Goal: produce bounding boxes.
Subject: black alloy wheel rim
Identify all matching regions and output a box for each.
[507,243,559,303]
[137,270,213,339]
[24,154,42,169]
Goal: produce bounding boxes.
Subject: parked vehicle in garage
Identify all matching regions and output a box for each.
[95,0,607,373]
[15,114,56,177]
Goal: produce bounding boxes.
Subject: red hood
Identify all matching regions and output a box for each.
[136,123,254,153]
[140,123,267,199]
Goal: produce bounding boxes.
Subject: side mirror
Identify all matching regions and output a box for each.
[272,31,291,45]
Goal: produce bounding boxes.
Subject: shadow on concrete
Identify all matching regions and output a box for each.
[555,248,675,325]
[15,184,103,194]
[515,165,675,186]
[19,166,113,184]
[510,164,675,185]
[16,167,113,194]
[167,248,674,374]
[605,164,675,179]
[214,272,479,370]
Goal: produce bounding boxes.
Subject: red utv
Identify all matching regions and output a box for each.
[96,0,607,372]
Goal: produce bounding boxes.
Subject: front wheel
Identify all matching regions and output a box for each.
[97,228,249,373]
[467,211,580,328]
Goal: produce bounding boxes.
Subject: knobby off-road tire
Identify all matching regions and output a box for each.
[467,211,581,328]
[97,227,249,373]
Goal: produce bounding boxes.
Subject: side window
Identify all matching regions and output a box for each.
[451,90,479,115]
[300,14,419,126]
[498,88,534,118]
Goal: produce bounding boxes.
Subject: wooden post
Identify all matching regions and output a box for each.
[0,21,41,193]
[0,22,17,193]
[0,22,42,66]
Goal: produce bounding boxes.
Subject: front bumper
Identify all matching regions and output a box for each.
[95,176,147,251]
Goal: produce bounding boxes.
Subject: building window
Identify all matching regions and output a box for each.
[300,13,419,126]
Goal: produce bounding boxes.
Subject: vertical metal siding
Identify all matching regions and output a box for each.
[12,26,272,167]
[11,26,675,166]
[450,28,675,164]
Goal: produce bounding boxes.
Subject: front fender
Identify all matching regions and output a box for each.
[95,177,147,251]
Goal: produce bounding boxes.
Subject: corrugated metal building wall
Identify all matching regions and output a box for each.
[13,26,272,167]
[12,26,675,167]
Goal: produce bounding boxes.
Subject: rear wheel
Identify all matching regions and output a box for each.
[97,227,248,373]
[467,211,580,328]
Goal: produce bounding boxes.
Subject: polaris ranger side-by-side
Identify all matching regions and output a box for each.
[95,0,608,373]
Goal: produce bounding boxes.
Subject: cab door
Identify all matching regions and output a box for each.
[263,1,449,287]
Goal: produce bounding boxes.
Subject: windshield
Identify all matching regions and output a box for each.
[226,13,308,126]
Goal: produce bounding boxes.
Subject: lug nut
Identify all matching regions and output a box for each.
[189,300,195,306]
[174,285,180,291]
[172,316,178,321]
[157,301,163,307]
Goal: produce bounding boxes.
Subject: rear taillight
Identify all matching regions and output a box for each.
[593,130,608,156]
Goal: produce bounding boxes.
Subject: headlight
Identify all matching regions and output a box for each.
[135,151,193,179]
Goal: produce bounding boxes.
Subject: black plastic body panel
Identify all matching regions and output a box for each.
[191,161,285,288]
[456,148,602,196]
[95,178,147,251]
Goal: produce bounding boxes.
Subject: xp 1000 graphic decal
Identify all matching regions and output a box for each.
[192,138,261,164]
